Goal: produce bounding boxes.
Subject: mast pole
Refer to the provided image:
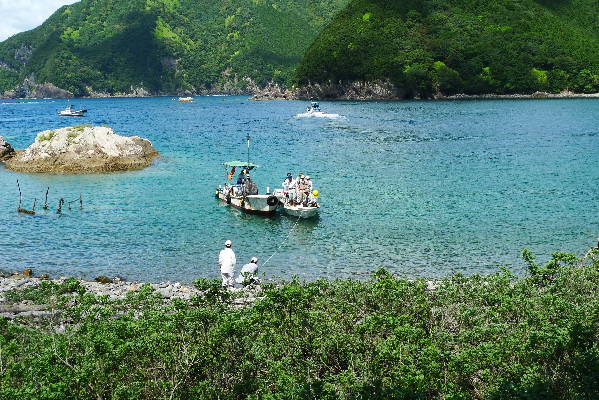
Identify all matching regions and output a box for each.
[246,132,250,167]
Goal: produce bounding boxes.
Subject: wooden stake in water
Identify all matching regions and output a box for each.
[17,180,22,209]
[16,180,35,215]
[43,187,49,210]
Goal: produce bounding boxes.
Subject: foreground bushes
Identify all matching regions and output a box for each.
[1,251,598,399]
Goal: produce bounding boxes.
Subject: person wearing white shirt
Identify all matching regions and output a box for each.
[282,173,294,203]
[306,176,313,191]
[235,257,260,287]
[287,176,297,205]
[218,240,236,289]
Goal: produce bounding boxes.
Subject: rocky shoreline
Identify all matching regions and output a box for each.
[0,271,259,321]
[0,276,197,321]
[0,268,439,321]
[3,77,598,101]
[250,80,599,101]
[0,75,258,99]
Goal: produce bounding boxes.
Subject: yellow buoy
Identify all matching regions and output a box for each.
[312,190,319,197]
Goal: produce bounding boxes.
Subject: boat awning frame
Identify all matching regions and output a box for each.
[223,161,260,169]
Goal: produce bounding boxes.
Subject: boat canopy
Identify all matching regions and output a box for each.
[224,161,260,169]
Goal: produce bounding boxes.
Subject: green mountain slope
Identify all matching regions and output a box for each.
[0,0,349,96]
[296,0,599,97]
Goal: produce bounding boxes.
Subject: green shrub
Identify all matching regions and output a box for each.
[37,130,56,142]
[1,251,598,399]
[4,277,86,304]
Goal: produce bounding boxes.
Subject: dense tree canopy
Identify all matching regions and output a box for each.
[296,0,599,97]
[0,0,349,96]
[1,0,597,97]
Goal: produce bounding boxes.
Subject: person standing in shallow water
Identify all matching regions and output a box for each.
[219,240,236,289]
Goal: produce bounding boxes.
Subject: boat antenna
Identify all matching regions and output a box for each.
[246,132,250,167]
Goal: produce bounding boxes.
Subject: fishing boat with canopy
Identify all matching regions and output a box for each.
[214,134,280,214]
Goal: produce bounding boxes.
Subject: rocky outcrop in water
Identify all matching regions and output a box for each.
[0,136,15,161]
[5,125,159,173]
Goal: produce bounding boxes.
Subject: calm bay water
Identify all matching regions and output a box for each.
[1,96,598,282]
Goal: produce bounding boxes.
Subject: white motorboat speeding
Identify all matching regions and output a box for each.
[295,101,341,119]
[58,105,87,117]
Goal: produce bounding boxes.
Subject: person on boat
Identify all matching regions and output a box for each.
[307,190,319,207]
[287,174,298,205]
[282,173,293,199]
[306,176,313,191]
[244,176,258,195]
[218,240,236,289]
[228,167,236,181]
[297,173,310,206]
[235,256,260,287]
[237,169,248,185]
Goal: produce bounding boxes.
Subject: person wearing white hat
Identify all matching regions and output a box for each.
[236,256,260,287]
[218,240,236,289]
[306,176,313,191]
[296,173,309,206]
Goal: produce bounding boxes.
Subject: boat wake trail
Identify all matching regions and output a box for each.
[295,112,344,119]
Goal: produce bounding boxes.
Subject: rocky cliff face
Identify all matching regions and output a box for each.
[3,76,73,99]
[251,80,400,101]
[5,125,158,173]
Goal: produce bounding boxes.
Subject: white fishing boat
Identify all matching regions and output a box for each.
[178,97,193,102]
[58,105,87,117]
[282,203,319,219]
[214,133,279,215]
[215,162,280,214]
[273,186,320,219]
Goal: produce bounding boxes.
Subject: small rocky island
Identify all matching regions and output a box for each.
[3,125,158,173]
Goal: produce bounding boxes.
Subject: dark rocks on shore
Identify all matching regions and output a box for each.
[5,125,159,174]
[251,80,599,101]
[0,136,15,161]
[251,80,412,101]
[95,275,116,284]
[0,276,207,320]
[3,76,73,99]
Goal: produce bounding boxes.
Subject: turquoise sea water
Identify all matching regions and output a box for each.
[1,97,598,282]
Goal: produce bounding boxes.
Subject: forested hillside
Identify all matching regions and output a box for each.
[296,0,599,98]
[0,0,349,96]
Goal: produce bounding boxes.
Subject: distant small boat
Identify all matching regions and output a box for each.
[306,101,322,113]
[296,101,341,118]
[178,97,193,102]
[58,105,87,117]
